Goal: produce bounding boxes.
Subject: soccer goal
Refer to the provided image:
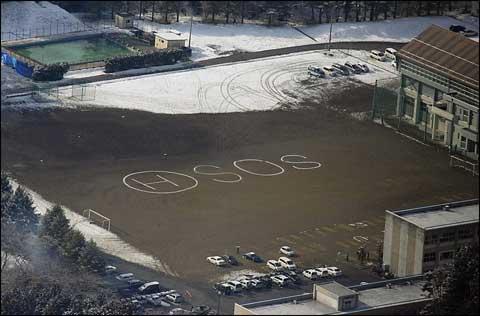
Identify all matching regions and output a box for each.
[82,209,111,231]
[449,155,479,176]
[71,84,96,101]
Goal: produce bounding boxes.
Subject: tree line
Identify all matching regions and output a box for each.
[54,1,476,25]
[1,172,136,315]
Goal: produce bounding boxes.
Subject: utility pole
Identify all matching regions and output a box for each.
[328,21,333,51]
[188,10,193,48]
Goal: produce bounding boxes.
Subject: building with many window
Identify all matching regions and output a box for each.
[395,25,479,160]
[383,199,479,277]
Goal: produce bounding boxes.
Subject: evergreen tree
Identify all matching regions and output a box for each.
[1,171,14,220]
[78,240,106,273]
[421,244,479,315]
[10,186,39,233]
[62,229,86,262]
[40,205,71,243]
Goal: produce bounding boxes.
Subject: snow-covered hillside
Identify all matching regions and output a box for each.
[1,1,83,40]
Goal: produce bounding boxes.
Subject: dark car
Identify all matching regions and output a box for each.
[222,255,239,266]
[213,283,233,296]
[462,29,479,37]
[332,63,350,75]
[191,305,212,315]
[242,252,263,263]
[344,62,362,74]
[449,25,466,33]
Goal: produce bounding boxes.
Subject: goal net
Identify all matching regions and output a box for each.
[71,84,96,101]
[449,155,479,176]
[82,209,111,231]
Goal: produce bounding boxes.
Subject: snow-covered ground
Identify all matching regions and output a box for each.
[58,49,396,114]
[300,16,479,43]
[1,1,83,41]
[135,16,479,60]
[9,179,179,277]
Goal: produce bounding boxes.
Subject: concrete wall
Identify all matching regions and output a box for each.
[314,284,340,311]
[383,212,424,277]
[234,303,255,315]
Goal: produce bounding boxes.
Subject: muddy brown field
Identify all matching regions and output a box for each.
[2,83,478,284]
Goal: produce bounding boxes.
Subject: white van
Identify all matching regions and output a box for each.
[139,281,161,294]
[384,48,397,60]
[116,273,134,281]
[370,50,386,61]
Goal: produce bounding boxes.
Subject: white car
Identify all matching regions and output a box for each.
[384,48,397,60]
[105,265,117,274]
[226,280,243,292]
[370,50,386,61]
[166,293,183,303]
[278,257,296,270]
[279,246,295,257]
[323,65,339,76]
[116,273,134,281]
[391,60,397,68]
[207,256,227,266]
[271,274,291,287]
[327,266,343,277]
[239,279,253,289]
[267,260,283,271]
[302,269,319,280]
[315,267,330,278]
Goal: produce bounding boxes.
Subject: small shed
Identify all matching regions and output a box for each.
[115,13,134,29]
[154,31,187,49]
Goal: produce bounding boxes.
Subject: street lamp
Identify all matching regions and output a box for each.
[216,291,222,315]
[188,8,193,48]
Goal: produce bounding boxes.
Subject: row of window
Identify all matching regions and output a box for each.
[424,228,475,245]
[423,250,455,263]
[400,60,479,105]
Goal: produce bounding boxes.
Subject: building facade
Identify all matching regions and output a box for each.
[114,13,134,29]
[383,199,479,277]
[154,32,187,49]
[395,25,479,160]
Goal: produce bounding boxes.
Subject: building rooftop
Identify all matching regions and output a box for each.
[387,199,479,230]
[240,276,430,315]
[116,12,133,18]
[154,31,187,41]
[318,282,357,297]
[397,24,479,90]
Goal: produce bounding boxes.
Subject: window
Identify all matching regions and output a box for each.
[460,136,467,150]
[467,140,477,153]
[404,96,415,117]
[440,251,454,261]
[420,103,429,123]
[458,228,474,239]
[422,84,435,99]
[425,233,438,245]
[403,77,417,90]
[423,252,436,263]
[435,90,444,101]
[458,108,470,123]
[439,231,456,243]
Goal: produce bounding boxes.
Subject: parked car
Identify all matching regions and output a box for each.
[344,62,362,74]
[249,278,266,289]
[243,252,263,263]
[462,29,479,37]
[169,308,192,315]
[127,279,143,288]
[267,260,283,271]
[166,293,184,303]
[323,65,339,76]
[191,305,212,315]
[391,60,397,68]
[222,255,239,266]
[271,274,292,287]
[369,50,386,61]
[206,256,227,266]
[278,257,296,270]
[357,63,370,73]
[327,266,343,277]
[116,273,134,281]
[139,281,161,294]
[332,63,350,75]
[308,65,326,78]
[303,269,319,280]
[279,246,295,257]
[384,48,397,60]
[239,279,254,290]
[314,267,330,278]
[213,283,233,296]
[226,281,243,293]
[449,24,466,33]
[105,265,117,274]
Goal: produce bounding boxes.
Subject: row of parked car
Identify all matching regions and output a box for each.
[207,246,296,267]
[308,61,370,78]
[449,24,478,37]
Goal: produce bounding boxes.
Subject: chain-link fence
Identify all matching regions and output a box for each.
[371,76,400,123]
[1,20,116,42]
